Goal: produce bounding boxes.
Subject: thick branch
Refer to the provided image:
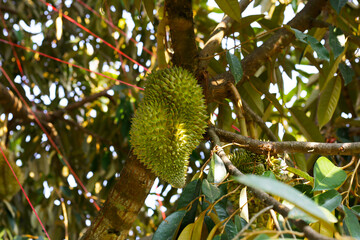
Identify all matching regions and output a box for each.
[198,0,252,71]
[208,128,334,240]
[214,127,360,156]
[204,0,328,102]
[0,82,50,122]
[166,0,197,72]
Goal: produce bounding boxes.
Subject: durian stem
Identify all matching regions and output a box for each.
[156,16,167,69]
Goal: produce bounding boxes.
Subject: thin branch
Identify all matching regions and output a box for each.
[51,87,112,118]
[232,205,274,240]
[214,127,360,156]
[207,127,334,240]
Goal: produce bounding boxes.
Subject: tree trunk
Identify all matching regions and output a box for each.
[81,151,155,240]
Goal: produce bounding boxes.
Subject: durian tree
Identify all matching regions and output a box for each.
[0,0,360,239]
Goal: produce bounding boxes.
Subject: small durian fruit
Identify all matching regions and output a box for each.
[0,145,24,201]
[230,149,266,175]
[130,67,208,188]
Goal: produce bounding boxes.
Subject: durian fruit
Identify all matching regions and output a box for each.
[0,145,24,201]
[227,149,269,228]
[130,67,208,188]
[230,149,266,175]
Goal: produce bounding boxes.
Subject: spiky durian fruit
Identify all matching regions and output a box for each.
[130,67,208,188]
[0,146,24,201]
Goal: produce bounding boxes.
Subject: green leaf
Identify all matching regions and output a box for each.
[343,206,360,239]
[352,205,360,217]
[142,0,155,23]
[313,189,342,212]
[239,82,264,116]
[329,26,344,59]
[208,154,227,184]
[192,211,205,240]
[215,0,241,23]
[233,175,338,223]
[289,107,324,142]
[251,77,284,115]
[226,51,243,84]
[313,157,347,191]
[330,0,348,13]
[177,179,202,210]
[153,210,187,240]
[287,167,314,183]
[317,76,342,129]
[291,27,329,61]
[339,63,354,86]
[202,179,221,203]
[178,223,194,240]
[307,35,330,61]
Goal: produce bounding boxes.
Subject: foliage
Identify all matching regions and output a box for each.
[0,0,359,239]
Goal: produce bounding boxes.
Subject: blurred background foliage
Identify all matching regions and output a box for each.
[0,0,359,239]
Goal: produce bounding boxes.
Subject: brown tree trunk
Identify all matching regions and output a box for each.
[81,151,155,240]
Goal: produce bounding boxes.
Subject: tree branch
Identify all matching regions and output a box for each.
[166,0,198,72]
[203,0,329,102]
[198,0,252,71]
[214,127,360,156]
[207,128,334,240]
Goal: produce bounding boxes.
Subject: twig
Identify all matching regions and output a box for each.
[214,127,360,156]
[232,205,274,240]
[342,156,360,206]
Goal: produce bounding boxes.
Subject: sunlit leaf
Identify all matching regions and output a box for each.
[192,211,206,240]
[178,223,194,240]
[142,0,155,23]
[317,76,342,129]
[313,157,347,191]
[286,167,313,183]
[289,107,324,142]
[233,175,338,223]
[208,154,227,184]
[215,0,241,22]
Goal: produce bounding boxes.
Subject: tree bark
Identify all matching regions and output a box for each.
[80,151,155,240]
[166,0,198,72]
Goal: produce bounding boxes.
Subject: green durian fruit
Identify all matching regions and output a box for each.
[0,146,24,201]
[130,67,208,188]
[230,149,266,175]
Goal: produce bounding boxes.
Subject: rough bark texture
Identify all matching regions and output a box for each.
[166,0,198,72]
[80,151,155,240]
[214,127,360,155]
